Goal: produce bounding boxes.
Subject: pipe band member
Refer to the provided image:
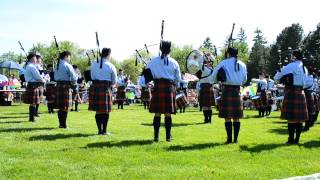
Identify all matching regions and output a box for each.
[146,40,181,142]
[54,51,78,128]
[89,48,117,135]
[23,52,45,122]
[212,47,247,144]
[274,50,308,144]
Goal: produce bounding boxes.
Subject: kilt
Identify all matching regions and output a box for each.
[141,87,151,102]
[305,91,315,116]
[23,83,42,105]
[88,81,112,112]
[45,83,56,103]
[199,83,215,107]
[54,82,73,110]
[116,86,126,102]
[149,79,176,114]
[252,97,262,109]
[281,87,308,123]
[219,85,243,119]
[314,94,319,112]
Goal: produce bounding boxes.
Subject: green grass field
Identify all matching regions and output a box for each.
[0,104,320,179]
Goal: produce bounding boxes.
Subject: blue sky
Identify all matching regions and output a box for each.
[1,0,320,61]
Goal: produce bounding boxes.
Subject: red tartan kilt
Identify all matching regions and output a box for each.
[23,84,41,105]
[116,86,126,101]
[314,95,319,112]
[45,84,56,102]
[149,79,176,114]
[199,84,215,107]
[141,87,151,102]
[281,87,308,123]
[54,83,73,110]
[88,81,112,112]
[219,85,243,119]
[305,91,315,116]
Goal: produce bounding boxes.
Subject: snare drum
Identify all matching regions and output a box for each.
[176,93,188,108]
[251,95,262,108]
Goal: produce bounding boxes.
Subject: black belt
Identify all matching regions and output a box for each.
[154,78,174,84]
[200,83,212,88]
[286,86,303,90]
[28,82,44,86]
[92,80,111,83]
[56,81,72,85]
[223,84,240,88]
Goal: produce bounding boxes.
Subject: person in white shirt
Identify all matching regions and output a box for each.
[252,73,268,117]
[146,41,181,142]
[303,69,315,131]
[211,47,247,144]
[274,50,308,144]
[198,62,215,123]
[89,48,117,135]
[23,52,45,122]
[139,68,151,110]
[116,69,126,109]
[265,75,275,116]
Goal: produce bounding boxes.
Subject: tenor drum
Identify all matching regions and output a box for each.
[176,93,188,108]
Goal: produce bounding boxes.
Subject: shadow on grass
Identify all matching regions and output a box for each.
[240,140,320,153]
[272,121,287,124]
[167,143,225,151]
[0,127,54,133]
[29,133,93,141]
[0,120,25,124]
[141,122,204,127]
[85,140,154,148]
[268,128,288,135]
[3,112,29,115]
[0,116,29,119]
[240,143,288,153]
[266,116,282,119]
[242,115,261,119]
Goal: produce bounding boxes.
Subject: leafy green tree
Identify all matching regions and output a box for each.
[267,23,304,75]
[170,44,193,73]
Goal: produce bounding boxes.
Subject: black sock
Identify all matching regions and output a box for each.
[153,116,161,141]
[225,122,232,143]
[295,123,302,143]
[29,106,35,122]
[203,110,208,123]
[118,103,120,109]
[233,122,240,143]
[287,123,295,143]
[75,102,79,111]
[165,117,172,141]
[208,110,212,123]
[143,102,146,109]
[183,107,185,113]
[95,114,102,134]
[35,104,39,116]
[58,110,63,127]
[102,113,109,134]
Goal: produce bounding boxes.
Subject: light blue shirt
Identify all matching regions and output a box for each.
[252,78,267,90]
[199,66,214,84]
[266,79,275,90]
[117,75,126,86]
[146,55,181,85]
[274,60,305,87]
[54,60,78,82]
[25,63,44,83]
[304,74,314,90]
[139,75,146,87]
[212,57,247,86]
[90,58,117,85]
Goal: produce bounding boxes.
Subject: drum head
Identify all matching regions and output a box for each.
[185,50,204,75]
[251,96,260,100]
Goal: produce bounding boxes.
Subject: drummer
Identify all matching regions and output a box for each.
[139,68,151,110]
[252,73,268,117]
[265,74,275,116]
[44,64,56,113]
[178,72,188,113]
[198,60,215,123]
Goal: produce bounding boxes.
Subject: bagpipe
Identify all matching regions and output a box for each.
[136,20,165,84]
[185,23,236,82]
[83,32,102,82]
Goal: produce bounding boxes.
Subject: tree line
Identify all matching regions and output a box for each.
[1,23,320,83]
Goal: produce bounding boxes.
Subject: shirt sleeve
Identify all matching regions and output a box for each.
[31,66,43,82]
[68,65,78,81]
[174,62,181,85]
[211,61,224,83]
[274,63,293,81]
[242,64,247,85]
[111,65,117,85]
